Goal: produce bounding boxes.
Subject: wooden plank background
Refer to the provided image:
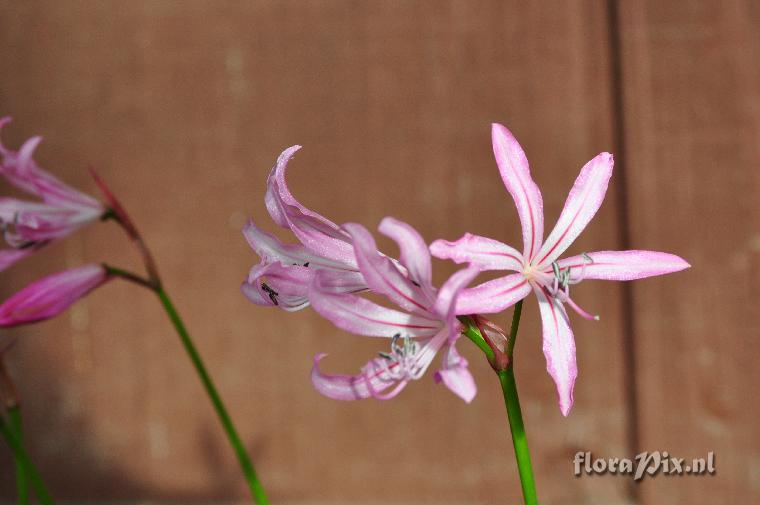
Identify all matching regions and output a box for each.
[0,1,755,504]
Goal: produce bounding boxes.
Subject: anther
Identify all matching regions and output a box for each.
[260,282,279,306]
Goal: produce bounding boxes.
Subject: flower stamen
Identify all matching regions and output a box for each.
[546,255,599,321]
[373,333,425,382]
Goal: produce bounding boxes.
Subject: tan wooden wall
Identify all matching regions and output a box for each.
[0,1,756,504]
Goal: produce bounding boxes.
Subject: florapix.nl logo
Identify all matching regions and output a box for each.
[573,451,716,481]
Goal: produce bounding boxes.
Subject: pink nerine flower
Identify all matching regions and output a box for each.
[431,123,690,416]
[0,117,104,271]
[0,264,110,327]
[310,217,479,403]
[242,146,365,311]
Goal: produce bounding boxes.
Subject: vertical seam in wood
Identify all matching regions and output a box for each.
[606,1,641,504]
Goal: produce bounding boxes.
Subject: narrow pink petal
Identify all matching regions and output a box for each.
[0,264,109,327]
[312,330,449,401]
[242,220,349,270]
[343,222,434,316]
[434,343,477,403]
[264,145,302,228]
[0,248,35,272]
[378,217,433,289]
[311,353,398,401]
[434,266,480,321]
[307,268,367,294]
[556,250,690,281]
[535,153,614,267]
[453,273,531,315]
[310,272,440,337]
[430,232,524,272]
[0,197,98,246]
[264,146,356,266]
[533,285,577,416]
[492,123,544,259]
[0,117,11,155]
[1,132,101,211]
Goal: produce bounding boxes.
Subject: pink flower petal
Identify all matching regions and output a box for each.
[343,222,433,316]
[0,198,94,244]
[533,285,577,416]
[0,123,101,211]
[378,217,432,290]
[535,152,614,267]
[264,145,302,228]
[310,271,440,337]
[434,266,480,321]
[492,123,544,259]
[242,219,348,270]
[264,146,357,266]
[0,249,35,272]
[310,353,399,401]
[556,250,690,281]
[0,264,109,327]
[312,330,448,401]
[430,232,524,272]
[453,273,531,315]
[434,343,477,403]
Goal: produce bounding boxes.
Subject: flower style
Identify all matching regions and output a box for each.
[0,264,110,327]
[242,146,366,311]
[0,117,104,271]
[310,217,480,403]
[431,123,690,415]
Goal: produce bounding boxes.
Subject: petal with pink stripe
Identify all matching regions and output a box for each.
[453,272,531,315]
[310,274,440,338]
[556,250,690,281]
[491,123,544,259]
[430,232,523,272]
[535,152,613,267]
[533,285,577,416]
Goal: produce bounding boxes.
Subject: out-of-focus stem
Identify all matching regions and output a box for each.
[9,407,29,505]
[0,415,54,505]
[97,173,270,504]
[0,355,29,505]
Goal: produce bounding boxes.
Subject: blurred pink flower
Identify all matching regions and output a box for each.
[310,218,479,403]
[431,123,690,416]
[242,146,365,311]
[0,264,110,327]
[0,117,104,271]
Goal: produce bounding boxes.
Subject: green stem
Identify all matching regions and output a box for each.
[155,287,269,505]
[498,368,537,505]
[498,300,538,505]
[460,302,538,504]
[505,300,523,362]
[0,415,54,505]
[8,407,29,505]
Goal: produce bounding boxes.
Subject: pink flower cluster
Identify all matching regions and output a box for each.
[243,123,689,415]
[0,118,109,328]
